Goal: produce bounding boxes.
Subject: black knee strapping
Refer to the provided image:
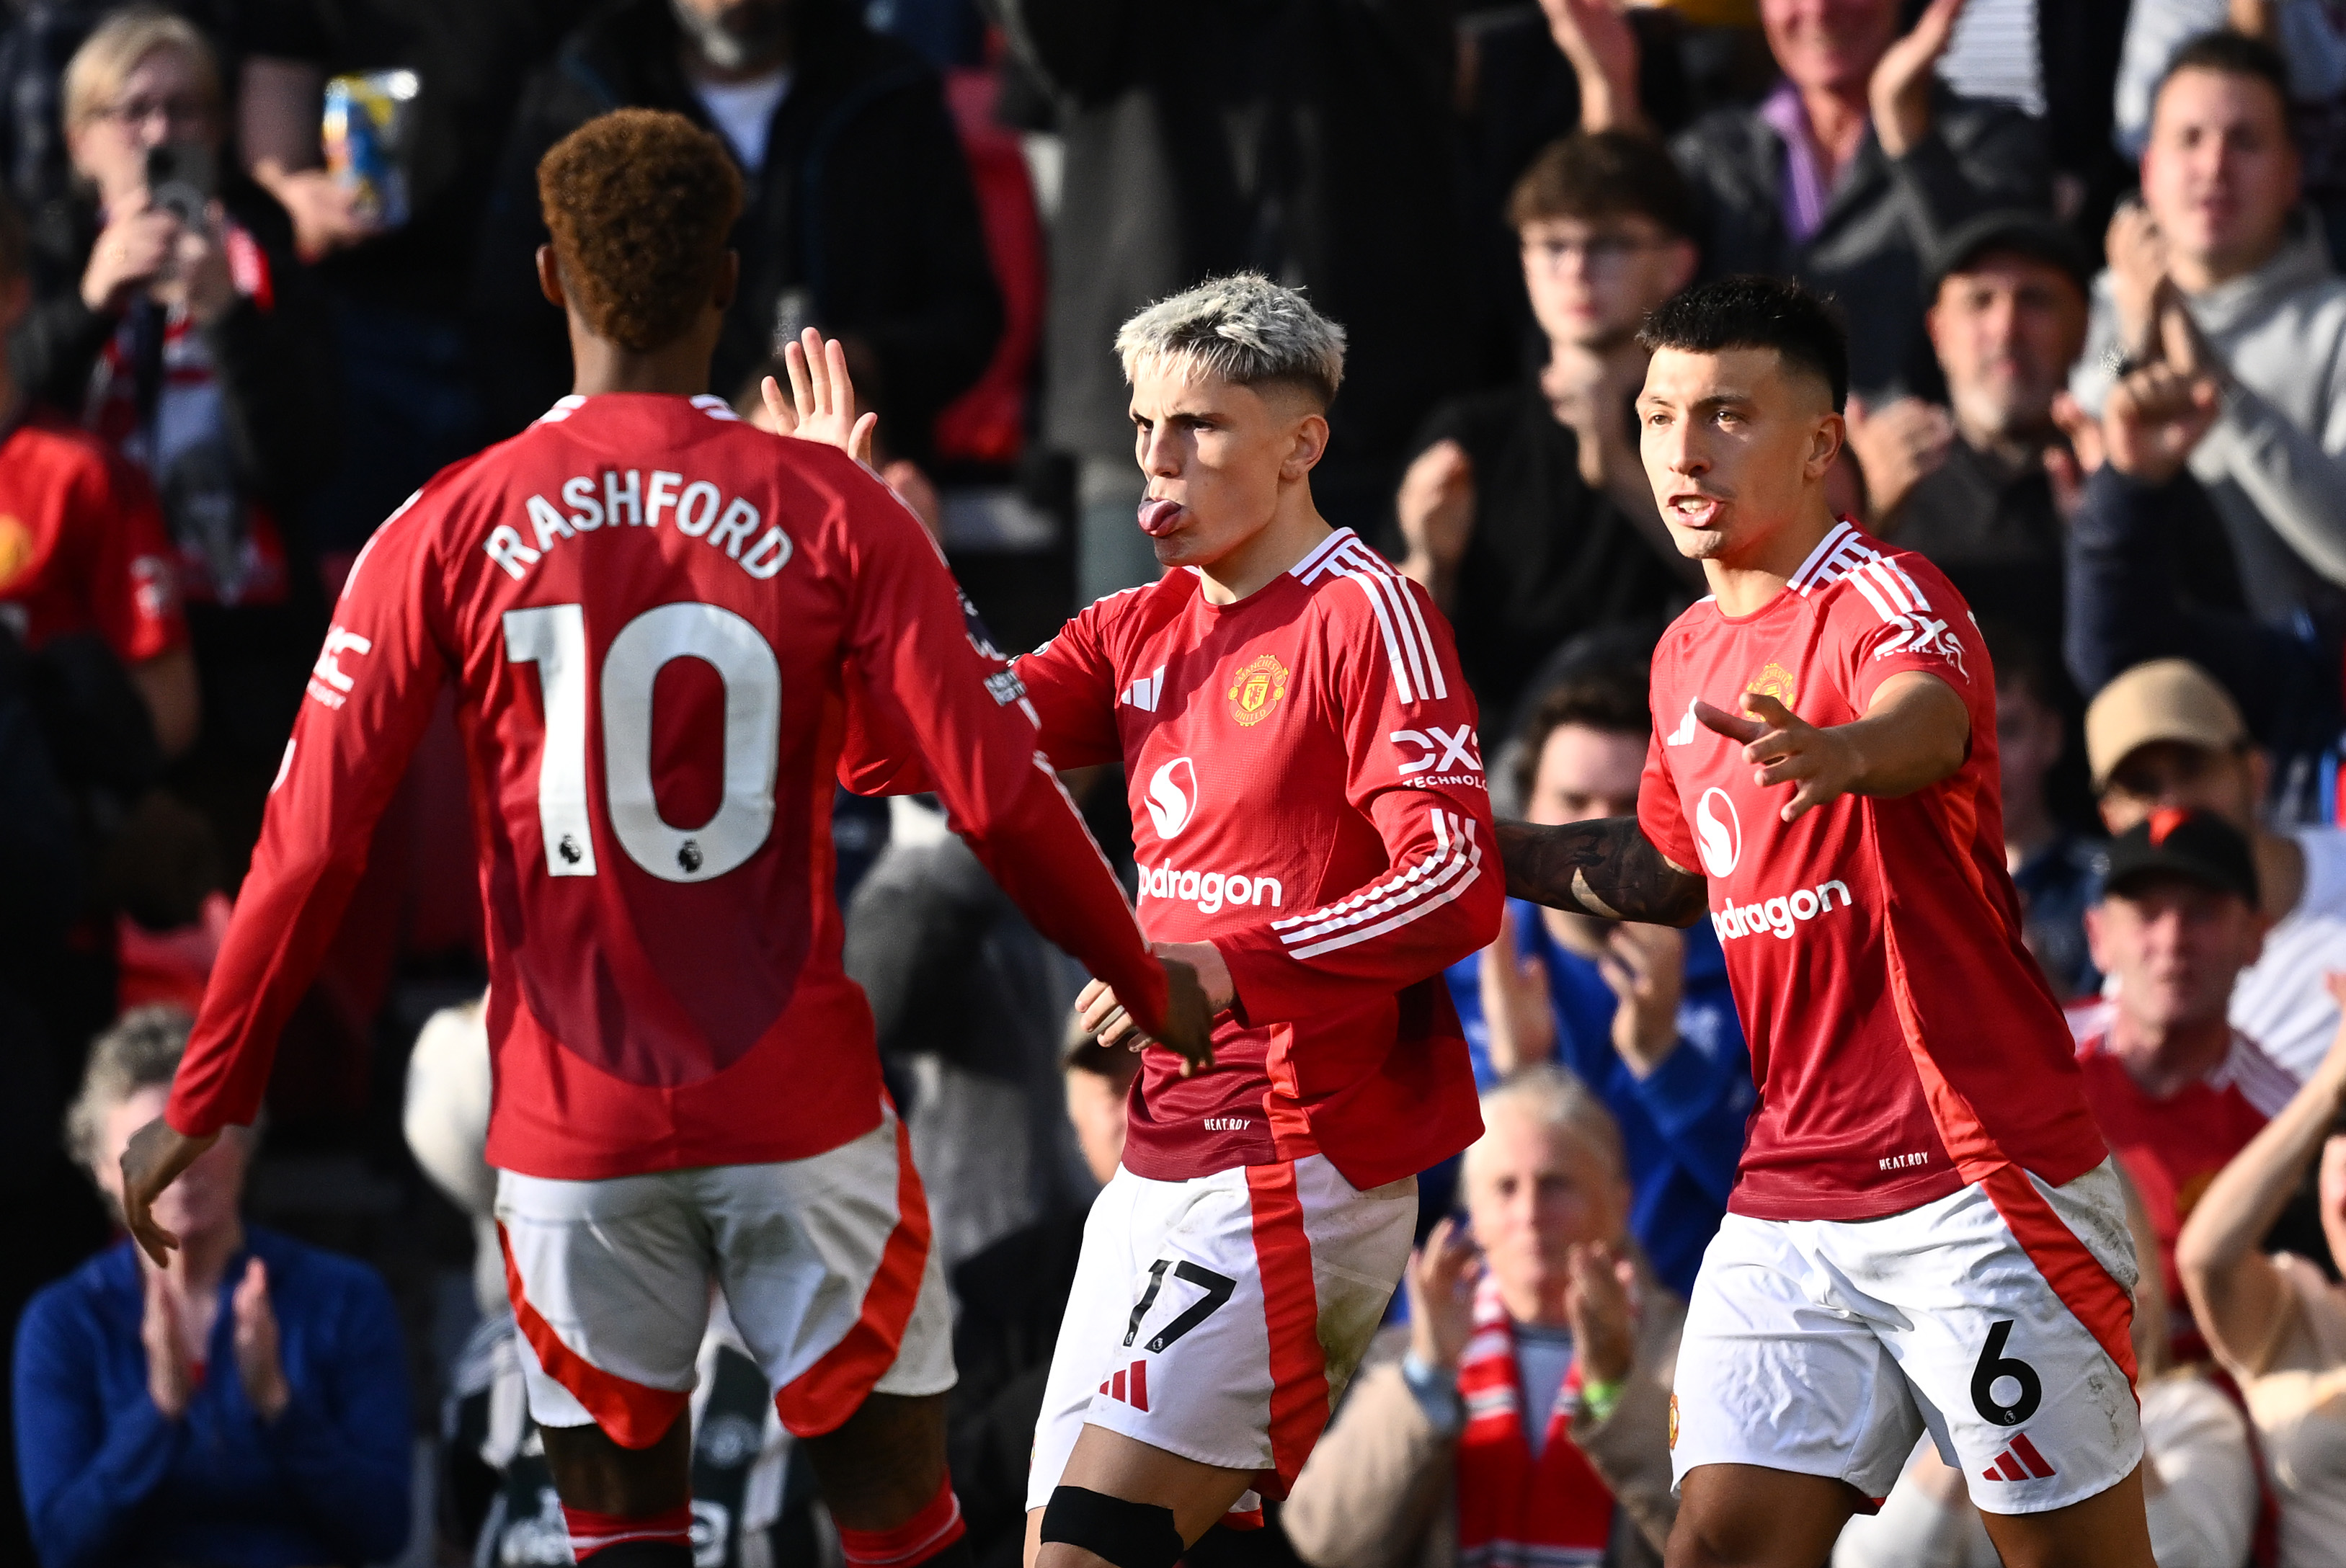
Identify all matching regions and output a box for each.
[1039,1485,1183,1568]
[572,1541,693,1568]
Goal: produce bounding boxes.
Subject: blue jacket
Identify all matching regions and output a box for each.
[13,1226,412,1568]
[1446,899,1754,1296]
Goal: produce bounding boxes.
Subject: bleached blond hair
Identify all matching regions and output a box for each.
[63,7,219,133]
[1114,272,1348,408]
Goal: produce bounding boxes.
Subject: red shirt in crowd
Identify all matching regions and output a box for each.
[167,393,1165,1179]
[1639,520,2109,1221]
[2069,997,2294,1355]
[1012,528,1498,1188]
[0,409,185,662]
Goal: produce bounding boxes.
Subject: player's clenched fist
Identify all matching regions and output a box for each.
[1695,691,1863,823]
[1078,945,1222,1077]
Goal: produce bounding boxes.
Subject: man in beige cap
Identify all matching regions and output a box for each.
[2086,658,2346,1080]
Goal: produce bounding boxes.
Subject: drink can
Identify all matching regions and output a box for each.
[322,69,419,229]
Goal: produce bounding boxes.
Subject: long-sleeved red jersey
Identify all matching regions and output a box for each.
[1017,528,1500,1188]
[166,393,1165,1179]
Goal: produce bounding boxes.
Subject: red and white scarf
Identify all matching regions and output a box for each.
[1453,1275,1615,1568]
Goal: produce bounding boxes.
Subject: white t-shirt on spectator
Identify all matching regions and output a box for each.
[2231,826,2346,1082]
[694,71,790,175]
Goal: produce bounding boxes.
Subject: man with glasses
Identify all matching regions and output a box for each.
[2084,658,2346,1081]
[1392,130,1702,731]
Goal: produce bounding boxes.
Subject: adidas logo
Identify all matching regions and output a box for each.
[1666,698,1698,746]
[1978,1434,2056,1482]
[1097,1360,1150,1412]
[1123,667,1165,713]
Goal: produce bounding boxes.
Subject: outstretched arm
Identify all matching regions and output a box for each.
[1496,818,1707,927]
[1697,671,1969,824]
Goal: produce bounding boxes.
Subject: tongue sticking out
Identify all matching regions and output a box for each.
[1137,499,1184,538]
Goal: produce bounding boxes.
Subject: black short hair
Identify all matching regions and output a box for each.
[1511,667,1651,805]
[1637,275,1849,413]
[2157,29,2291,114]
[1507,131,1696,241]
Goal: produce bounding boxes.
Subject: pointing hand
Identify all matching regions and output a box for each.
[1695,692,1865,822]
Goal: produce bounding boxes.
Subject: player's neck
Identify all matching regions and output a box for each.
[1697,503,1841,618]
[1196,492,1332,606]
[2109,1010,2233,1097]
[566,325,718,400]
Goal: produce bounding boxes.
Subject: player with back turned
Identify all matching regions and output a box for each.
[112,109,1208,1568]
[1497,277,2156,1568]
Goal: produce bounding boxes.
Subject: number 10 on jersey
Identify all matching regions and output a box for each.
[504,602,783,885]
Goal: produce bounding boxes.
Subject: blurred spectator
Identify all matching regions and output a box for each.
[1551,0,2050,399]
[2074,32,2346,635]
[0,0,236,215]
[17,7,336,870]
[2231,0,2346,262]
[844,792,1089,1271]
[2084,659,2346,1082]
[1445,669,1751,1298]
[12,1007,410,1568]
[1851,211,2089,638]
[471,0,1002,452]
[1834,1160,2260,1567]
[948,1026,1139,1568]
[1282,1067,1681,1568]
[1986,622,2102,1000]
[2071,808,2296,1360]
[0,187,195,757]
[406,995,828,1567]
[992,0,1464,600]
[2178,987,2346,1567]
[1392,131,1703,729]
[2115,0,2230,158]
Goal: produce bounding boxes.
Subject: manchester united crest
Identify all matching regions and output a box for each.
[1748,659,1798,710]
[1227,654,1289,727]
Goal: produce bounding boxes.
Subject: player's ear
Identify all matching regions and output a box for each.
[1807,410,1846,480]
[1282,410,1329,481]
[535,245,565,311]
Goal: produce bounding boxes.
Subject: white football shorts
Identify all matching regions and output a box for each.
[1670,1157,2143,1515]
[1026,1154,1416,1515]
[494,1102,954,1446]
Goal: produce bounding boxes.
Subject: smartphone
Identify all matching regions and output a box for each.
[144,142,215,228]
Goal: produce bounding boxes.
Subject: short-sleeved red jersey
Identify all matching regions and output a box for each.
[1010,528,1500,1189]
[0,411,185,662]
[166,393,1165,1180]
[1638,520,2107,1221]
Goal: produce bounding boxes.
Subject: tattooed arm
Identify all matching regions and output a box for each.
[1496,818,1709,927]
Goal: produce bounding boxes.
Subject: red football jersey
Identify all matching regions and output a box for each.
[2070,999,2292,1354]
[1011,527,1499,1188]
[1639,520,2107,1221]
[0,411,184,662]
[166,393,1165,1179]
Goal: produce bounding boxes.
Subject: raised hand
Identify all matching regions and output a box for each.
[1539,0,1645,132]
[760,327,877,467]
[2106,203,2171,359]
[1599,922,1684,1075]
[2101,355,2222,485]
[2045,391,2107,518]
[1395,440,1475,607]
[1478,902,1557,1075]
[1870,0,1968,157]
[81,188,180,314]
[232,1258,290,1421]
[119,1116,219,1267]
[141,1258,192,1420]
[1696,692,1864,823]
[1405,1216,1483,1374]
[1841,396,1954,524]
[1564,1239,1639,1386]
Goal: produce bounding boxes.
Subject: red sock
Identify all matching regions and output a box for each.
[563,1503,695,1562]
[835,1473,967,1566]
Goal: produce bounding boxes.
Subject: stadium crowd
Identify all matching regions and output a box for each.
[12,0,2346,1562]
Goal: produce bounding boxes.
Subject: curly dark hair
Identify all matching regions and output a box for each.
[537,108,744,352]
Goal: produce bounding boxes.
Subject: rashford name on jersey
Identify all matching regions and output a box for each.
[1008,530,1503,1190]
[1638,521,2107,1224]
[167,393,1167,1182]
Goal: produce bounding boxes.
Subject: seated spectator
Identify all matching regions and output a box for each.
[471,0,1002,453]
[2071,808,2296,1360]
[1834,1162,2260,1567]
[11,1007,409,1568]
[1445,667,1751,1298]
[1282,1067,1681,1568]
[2073,31,2346,633]
[2178,987,2346,1566]
[17,6,335,869]
[2084,658,2346,1080]
[1392,131,1703,729]
[1989,623,2103,1000]
[1847,211,2092,638]
[1548,0,2050,398]
[0,187,194,758]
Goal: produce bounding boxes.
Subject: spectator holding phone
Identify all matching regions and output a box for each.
[16,6,336,865]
